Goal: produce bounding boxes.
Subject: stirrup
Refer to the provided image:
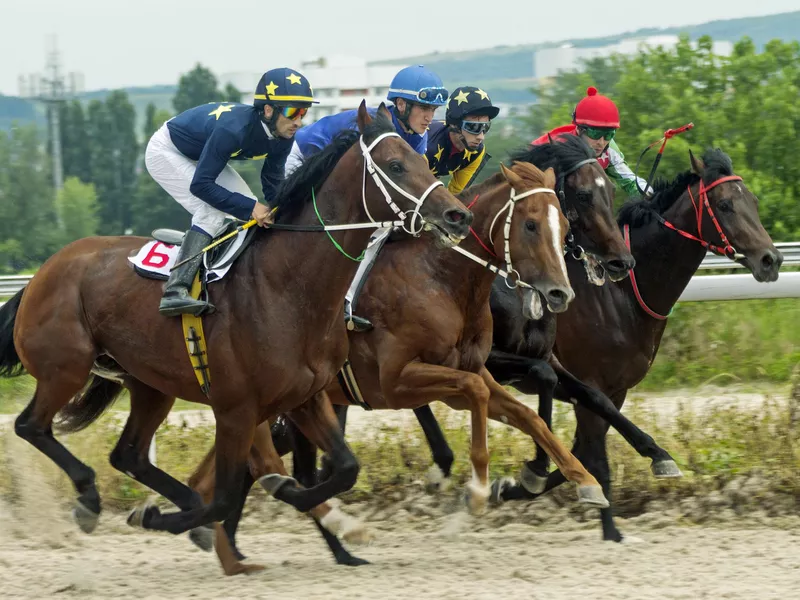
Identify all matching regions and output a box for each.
[346,314,373,333]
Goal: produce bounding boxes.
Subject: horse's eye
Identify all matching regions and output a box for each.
[389,161,404,174]
[576,191,592,203]
[525,220,537,232]
[718,198,733,212]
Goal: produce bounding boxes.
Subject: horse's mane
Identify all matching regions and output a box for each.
[507,133,595,173]
[271,110,395,222]
[508,161,550,188]
[617,148,734,228]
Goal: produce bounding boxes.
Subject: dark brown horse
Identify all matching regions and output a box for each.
[0,104,473,545]
[498,148,783,541]
[192,160,615,572]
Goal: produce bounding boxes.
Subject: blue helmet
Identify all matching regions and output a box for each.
[387,65,448,107]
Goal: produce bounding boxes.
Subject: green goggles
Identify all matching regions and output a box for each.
[579,126,616,141]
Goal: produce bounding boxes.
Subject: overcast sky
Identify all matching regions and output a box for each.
[3,0,798,96]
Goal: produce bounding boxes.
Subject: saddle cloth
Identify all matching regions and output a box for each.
[128,222,254,283]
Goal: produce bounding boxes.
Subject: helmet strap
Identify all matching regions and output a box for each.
[260,105,281,134]
[394,99,415,133]
[447,123,469,151]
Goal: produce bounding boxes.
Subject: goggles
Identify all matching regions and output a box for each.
[462,120,491,135]
[280,106,309,120]
[579,126,616,141]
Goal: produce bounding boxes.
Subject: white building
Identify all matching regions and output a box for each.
[534,35,734,80]
[221,56,410,123]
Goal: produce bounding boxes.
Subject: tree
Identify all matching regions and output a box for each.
[525,34,800,238]
[55,177,100,244]
[173,64,224,114]
[223,82,242,104]
[0,125,60,271]
[85,91,139,235]
[59,100,92,183]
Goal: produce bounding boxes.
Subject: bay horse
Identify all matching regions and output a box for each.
[408,136,684,499]
[496,147,783,541]
[0,104,473,545]
[192,160,614,571]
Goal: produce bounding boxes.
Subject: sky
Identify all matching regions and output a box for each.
[2,0,799,96]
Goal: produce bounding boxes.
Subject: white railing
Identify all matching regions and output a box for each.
[1,242,799,301]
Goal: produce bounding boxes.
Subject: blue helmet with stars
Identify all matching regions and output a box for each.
[387,65,448,107]
[253,68,317,108]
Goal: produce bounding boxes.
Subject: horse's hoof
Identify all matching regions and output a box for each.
[320,507,373,545]
[620,534,646,544]
[519,462,548,495]
[338,554,370,567]
[72,502,99,534]
[424,464,453,494]
[577,485,610,508]
[224,562,267,577]
[127,500,156,529]
[651,459,683,479]
[188,525,213,552]
[464,480,490,515]
[258,474,296,497]
[490,477,515,506]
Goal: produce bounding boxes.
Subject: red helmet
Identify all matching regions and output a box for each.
[573,86,620,128]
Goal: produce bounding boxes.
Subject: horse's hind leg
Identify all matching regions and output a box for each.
[413,405,455,493]
[14,376,101,533]
[113,379,217,547]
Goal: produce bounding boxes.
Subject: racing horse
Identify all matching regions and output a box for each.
[0,103,472,546]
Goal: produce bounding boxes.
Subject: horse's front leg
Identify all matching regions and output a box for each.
[476,367,608,507]
[386,362,491,515]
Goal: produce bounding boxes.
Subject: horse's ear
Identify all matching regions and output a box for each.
[689,149,705,176]
[500,163,523,190]
[377,102,392,122]
[542,166,556,189]
[356,99,372,133]
[547,133,554,145]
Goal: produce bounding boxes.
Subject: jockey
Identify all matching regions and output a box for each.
[426,86,499,195]
[145,67,316,317]
[532,86,651,197]
[283,65,449,333]
[284,64,448,174]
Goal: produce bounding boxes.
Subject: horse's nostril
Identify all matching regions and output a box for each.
[547,289,568,305]
[444,209,472,226]
[761,252,776,269]
[606,259,628,273]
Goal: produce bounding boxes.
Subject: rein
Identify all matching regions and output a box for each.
[452,186,559,290]
[624,173,744,320]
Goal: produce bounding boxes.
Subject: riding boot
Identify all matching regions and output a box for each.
[158,228,214,317]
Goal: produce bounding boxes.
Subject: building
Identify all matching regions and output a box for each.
[221,55,410,123]
[533,35,734,80]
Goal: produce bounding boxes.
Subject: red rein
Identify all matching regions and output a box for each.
[626,175,742,320]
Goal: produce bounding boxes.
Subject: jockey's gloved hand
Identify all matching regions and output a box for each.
[252,202,273,227]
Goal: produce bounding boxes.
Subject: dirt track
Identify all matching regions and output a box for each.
[2,490,800,600]
[2,386,799,598]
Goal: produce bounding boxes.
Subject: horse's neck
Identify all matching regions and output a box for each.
[625,190,709,318]
[244,167,376,321]
[436,183,512,310]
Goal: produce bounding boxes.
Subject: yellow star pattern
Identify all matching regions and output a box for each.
[286,73,302,85]
[475,88,489,100]
[209,104,234,120]
[453,89,470,105]
[230,149,242,157]
[249,153,268,160]
[265,81,279,96]
[464,149,477,160]
[434,144,444,162]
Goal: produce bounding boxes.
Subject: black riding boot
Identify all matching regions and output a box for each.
[158,229,214,317]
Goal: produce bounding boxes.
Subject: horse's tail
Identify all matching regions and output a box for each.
[0,288,26,378]
[55,376,125,434]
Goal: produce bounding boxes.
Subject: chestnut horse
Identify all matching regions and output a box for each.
[0,104,472,546]
[192,160,613,571]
